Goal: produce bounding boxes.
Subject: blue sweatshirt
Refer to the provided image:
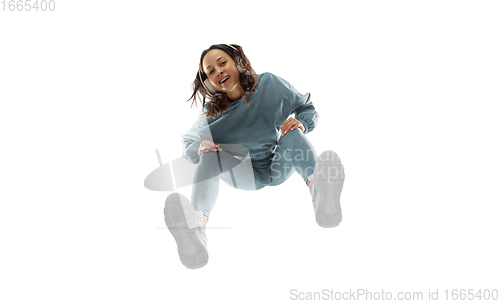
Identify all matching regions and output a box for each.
[181,72,319,164]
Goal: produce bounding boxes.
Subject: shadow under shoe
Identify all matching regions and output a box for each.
[164,193,208,269]
[309,150,345,228]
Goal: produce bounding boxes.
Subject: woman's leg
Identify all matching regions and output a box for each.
[191,144,265,220]
[269,128,318,186]
[267,129,345,227]
[217,144,267,191]
[190,151,220,220]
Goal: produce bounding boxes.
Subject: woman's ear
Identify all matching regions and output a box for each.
[237,66,246,74]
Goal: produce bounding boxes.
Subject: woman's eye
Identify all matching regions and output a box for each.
[221,61,227,65]
[208,70,214,75]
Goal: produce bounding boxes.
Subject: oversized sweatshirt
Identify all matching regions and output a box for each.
[181,72,319,164]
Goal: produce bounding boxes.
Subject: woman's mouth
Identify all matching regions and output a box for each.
[220,76,230,84]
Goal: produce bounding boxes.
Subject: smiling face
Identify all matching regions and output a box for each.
[202,49,243,100]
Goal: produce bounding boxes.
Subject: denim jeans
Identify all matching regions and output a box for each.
[191,129,317,218]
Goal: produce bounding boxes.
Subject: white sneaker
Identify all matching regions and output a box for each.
[309,150,345,228]
[164,193,208,269]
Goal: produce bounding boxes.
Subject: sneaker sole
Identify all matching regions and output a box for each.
[164,193,208,269]
[311,150,345,228]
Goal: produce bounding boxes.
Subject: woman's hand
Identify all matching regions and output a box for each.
[198,140,222,156]
[280,117,305,136]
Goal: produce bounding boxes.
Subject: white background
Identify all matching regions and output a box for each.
[1,1,499,303]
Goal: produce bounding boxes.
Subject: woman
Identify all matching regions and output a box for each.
[164,44,345,269]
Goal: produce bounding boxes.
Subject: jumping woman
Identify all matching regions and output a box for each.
[164,44,345,269]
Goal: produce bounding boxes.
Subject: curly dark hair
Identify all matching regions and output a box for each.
[187,44,259,118]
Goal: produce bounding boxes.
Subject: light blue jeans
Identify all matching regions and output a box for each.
[191,129,317,218]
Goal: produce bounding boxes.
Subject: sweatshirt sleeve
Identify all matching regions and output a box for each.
[293,92,319,134]
[270,73,319,134]
[181,112,206,164]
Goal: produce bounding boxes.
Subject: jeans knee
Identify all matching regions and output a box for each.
[280,128,303,143]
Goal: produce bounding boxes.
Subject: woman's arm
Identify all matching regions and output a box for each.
[269,73,319,134]
[181,113,206,164]
[181,111,222,164]
[293,92,319,134]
